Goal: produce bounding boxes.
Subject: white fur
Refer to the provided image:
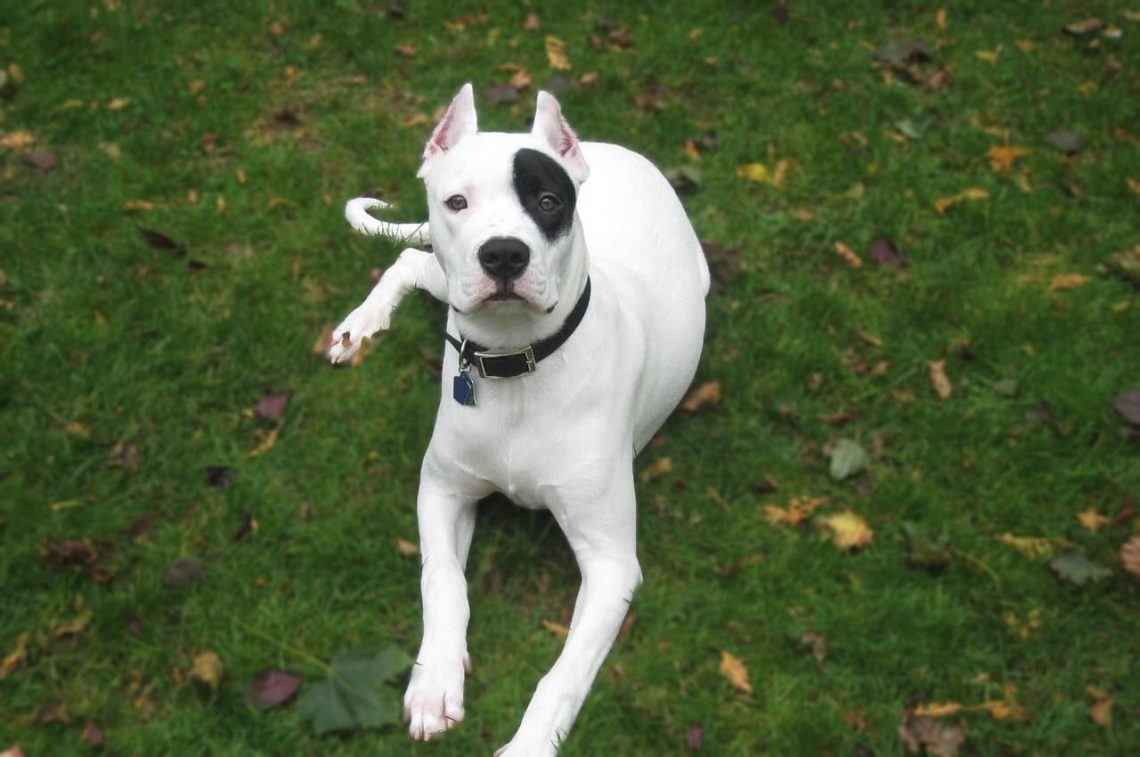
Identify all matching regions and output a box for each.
[328,83,708,755]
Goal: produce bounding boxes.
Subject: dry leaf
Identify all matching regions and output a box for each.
[936,8,947,29]
[914,701,964,718]
[821,510,874,549]
[640,457,673,483]
[987,145,1029,172]
[934,187,988,214]
[0,632,29,680]
[394,538,420,558]
[998,533,1058,559]
[719,650,752,693]
[1120,535,1140,578]
[835,241,864,269]
[928,360,952,400]
[1077,508,1107,532]
[106,96,131,110]
[108,441,140,472]
[681,381,721,412]
[983,699,1032,721]
[764,495,826,526]
[522,13,541,32]
[247,426,280,458]
[190,651,224,693]
[545,36,571,70]
[736,162,771,183]
[898,711,966,756]
[541,620,569,637]
[1088,686,1111,726]
[394,44,418,57]
[1048,273,1090,291]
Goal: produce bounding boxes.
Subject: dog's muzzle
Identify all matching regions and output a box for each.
[478,237,530,282]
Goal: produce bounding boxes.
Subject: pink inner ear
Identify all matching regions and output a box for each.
[424,111,457,158]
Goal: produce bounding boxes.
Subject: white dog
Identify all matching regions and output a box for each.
[328,83,708,755]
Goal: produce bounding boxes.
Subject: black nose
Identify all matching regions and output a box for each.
[478,237,530,281]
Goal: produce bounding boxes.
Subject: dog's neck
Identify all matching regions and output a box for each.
[452,230,590,351]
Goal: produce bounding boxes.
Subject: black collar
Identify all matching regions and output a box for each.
[445,277,591,378]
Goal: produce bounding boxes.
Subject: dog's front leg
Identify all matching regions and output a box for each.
[327,247,447,364]
[404,451,484,741]
[496,470,642,756]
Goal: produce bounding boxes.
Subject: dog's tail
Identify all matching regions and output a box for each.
[344,198,431,247]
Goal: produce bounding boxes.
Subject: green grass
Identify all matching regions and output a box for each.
[2,1,1139,754]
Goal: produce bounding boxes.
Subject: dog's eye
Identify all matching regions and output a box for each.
[537,193,561,212]
[445,195,468,211]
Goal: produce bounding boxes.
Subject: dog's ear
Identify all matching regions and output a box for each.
[420,83,478,168]
[532,91,590,184]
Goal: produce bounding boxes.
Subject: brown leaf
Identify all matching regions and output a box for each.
[719,650,752,693]
[545,36,572,70]
[869,236,906,268]
[934,187,988,214]
[22,151,58,171]
[394,538,420,558]
[801,631,826,663]
[0,632,29,680]
[165,556,206,587]
[1063,17,1102,36]
[108,441,140,472]
[541,620,569,637]
[484,83,520,105]
[1048,273,1089,291]
[247,426,280,458]
[1077,508,1107,532]
[640,457,673,483]
[764,495,826,527]
[250,669,302,708]
[702,240,743,293]
[899,711,966,756]
[928,360,952,400]
[254,391,291,420]
[138,228,187,257]
[681,381,720,413]
[1114,391,1140,425]
[394,43,418,57]
[79,719,105,750]
[522,13,541,32]
[1121,535,1140,578]
[834,241,863,269]
[987,145,1029,172]
[1088,686,1112,726]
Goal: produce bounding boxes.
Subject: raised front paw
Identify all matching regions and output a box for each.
[326,301,392,365]
[403,653,468,741]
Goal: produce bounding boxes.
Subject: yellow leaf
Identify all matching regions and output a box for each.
[545,36,572,70]
[122,199,156,212]
[719,650,752,693]
[0,632,29,680]
[834,241,864,269]
[247,426,279,458]
[509,68,532,90]
[936,8,947,29]
[975,46,1002,63]
[1088,686,1112,726]
[106,97,131,110]
[764,495,827,526]
[64,421,91,438]
[998,533,1056,559]
[820,510,873,549]
[934,187,988,214]
[736,162,770,183]
[914,701,963,718]
[1016,39,1037,53]
[1077,508,1107,532]
[0,130,36,151]
[53,609,93,639]
[987,144,1029,172]
[640,457,673,483]
[927,360,952,400]
[1126,178,1140,196]
[541,620,569,637]
[189,651,224,693]
[983,699,1032,721]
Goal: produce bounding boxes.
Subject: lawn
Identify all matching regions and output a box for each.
[2,1,1139,754]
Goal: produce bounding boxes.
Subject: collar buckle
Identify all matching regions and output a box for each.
[473,345,537,379]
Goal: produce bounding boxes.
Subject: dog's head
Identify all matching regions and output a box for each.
[416,83,590,322]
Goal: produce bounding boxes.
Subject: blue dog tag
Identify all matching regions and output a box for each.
[453,372,476,406]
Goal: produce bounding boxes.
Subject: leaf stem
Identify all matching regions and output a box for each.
[233,618,333,675]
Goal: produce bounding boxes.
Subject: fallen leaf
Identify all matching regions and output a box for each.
[250,669,302,708]
[764,495,827,527]
[0,632,29,680]
[108,441,140,472]
[1046,131,1084,154]
[640,457,673,483]
[393,43,417,57]
[394,538,420,558]
[298,646,412,735]
[205,465,234,489]
[936,8,947,29]
[681,381,720,413]
[801,631,827,663]
[1077,508,1107,532]
[1048,273,1089,291]
[52,609,92,638]
[663,165,702,194]
[106,97,131,110]
[1050,551,1111,585]
[928,360,952,400]
[834,241,863,269]
[898,711,966,756]
[23,151,58,171]
[719,650,752,693]
[231,513,258,542]
[1113,391,1140,425]
[1063,17,1103,36]
[0,130,36,150]
[1121,535,1140,578]
[998,533,1059,559]
[869,236,906,268]
[247,426,280,458]
[254,391,291,420]
[522,13,541,32]
[983,699,1032,722]
[483,83,520,105]
[79,720,105,750]
[702,240,743,292]
[737,162,774,184]
[987,145,1029,172]
[189,651,224,694]
[545,36,571,70]
[165,556,206,587]
[685,723,704,750]
[1088,686,1112,726]
[829,439,868,481]
[541,620,569,637]
[934,187,988,214]
[914,701,964,718]
[821,510,874,550]
[138,228,187,257]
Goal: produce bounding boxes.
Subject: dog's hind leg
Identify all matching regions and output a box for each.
[327,247,447,364]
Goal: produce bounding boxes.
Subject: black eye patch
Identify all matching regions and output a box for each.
[513,148,577,241]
